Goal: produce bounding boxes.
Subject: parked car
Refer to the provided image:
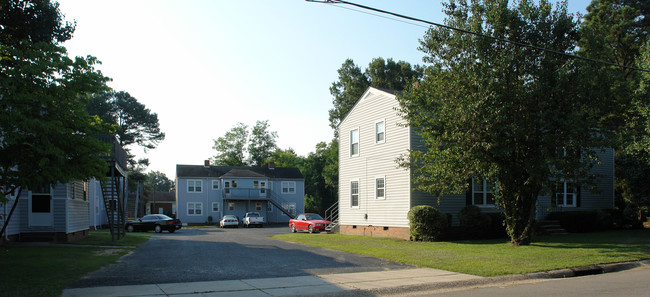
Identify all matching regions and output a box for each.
[244,212,264,228]
[125,214,182,233]
[289,213,331,233]
[220,215,239,228]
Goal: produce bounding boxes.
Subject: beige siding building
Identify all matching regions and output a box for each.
[337,87,615,240]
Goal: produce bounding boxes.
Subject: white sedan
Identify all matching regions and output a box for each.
[219,215,239,228]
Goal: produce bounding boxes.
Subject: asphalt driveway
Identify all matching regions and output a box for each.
[70,226,412,288]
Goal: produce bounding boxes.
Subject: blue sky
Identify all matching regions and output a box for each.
[57,0,593,178]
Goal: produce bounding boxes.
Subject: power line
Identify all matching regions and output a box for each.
[307,0,650,73]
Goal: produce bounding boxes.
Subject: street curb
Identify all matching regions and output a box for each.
[351,259,650,297]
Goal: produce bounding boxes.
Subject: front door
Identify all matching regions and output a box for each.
[29,184,53,227]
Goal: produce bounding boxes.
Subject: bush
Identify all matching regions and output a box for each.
[546,210,614,233]
[458,205,492,239]
[623,204,644,229]
[408,205,448,241]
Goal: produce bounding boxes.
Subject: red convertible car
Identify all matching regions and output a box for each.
[289,213,331,233]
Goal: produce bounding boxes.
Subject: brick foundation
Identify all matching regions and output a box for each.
[340,225,410,240]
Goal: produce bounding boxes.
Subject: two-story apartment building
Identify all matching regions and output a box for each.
[176,162,304,225]
[337,87,615,240]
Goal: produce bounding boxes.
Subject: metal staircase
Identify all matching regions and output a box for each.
[324,201,339,233]
[97,135,128,241]
[267,192,296,219]
[101,174,125,241]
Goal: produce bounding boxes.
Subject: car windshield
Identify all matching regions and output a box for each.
[247,213,259,217]
[157,215,173,220]
[305,214,324,220]
[223,215,236,219]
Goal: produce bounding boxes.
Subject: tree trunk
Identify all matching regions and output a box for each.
[0,187,23,242]
[502,187,539,246]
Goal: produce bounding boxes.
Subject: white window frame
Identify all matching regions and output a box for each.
[228,202,235,211]
[255,202,263,211]
[212,202,220,212]
[288,202,296,215]
[375,176,385,199]
[187,180,203,193]
[350,128,360,157]
[472,179,496,207]
[350,180,359,208]
[212,180,219,190]
[267,201,273,212]
[187,202,203,216]
[556,181,577,207]
[375,119,385,144]
[281,181,296,194]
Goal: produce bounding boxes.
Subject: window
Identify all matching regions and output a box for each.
[350,128,359,156]
[31,183,52,213]
[212,180,219,190]
[253,181,259,189]
[288,203,296,215]
[555,182,577,207]
[282,181,296,194]
[472,179,495,206]
[350,180,359,207]
[187,202,202,215]
[187,180,202,193]
[260,181,266,193]
[212,202,220,212]
[267,201,273,212]
[228,202,235,211]
[255,202,263,211]
[224,181,230,194]
[375,177,385,199]
[231,180,238,188]
[375,120,385,143]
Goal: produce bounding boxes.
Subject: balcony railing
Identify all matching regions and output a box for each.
[223,188,270,200]
[96,134,127,173]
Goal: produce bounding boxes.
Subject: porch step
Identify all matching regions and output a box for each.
[537,220,569,235]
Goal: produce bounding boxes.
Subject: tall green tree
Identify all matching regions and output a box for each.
[397,0,616,245]
[328,57,423,131]
[211,122,249,166]
[248,120,278,166]
[87,90,165,164]
[579,0,650,210]
[144,170,174,192]
[1,0,111,238]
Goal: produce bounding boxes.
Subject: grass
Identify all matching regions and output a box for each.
[271,229,650,277]
[0,230,151,297]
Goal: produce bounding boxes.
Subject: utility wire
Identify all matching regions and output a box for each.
[307,0,650,73]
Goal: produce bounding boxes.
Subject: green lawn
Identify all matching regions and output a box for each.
[0,231,151,297]
[271,229,650,277]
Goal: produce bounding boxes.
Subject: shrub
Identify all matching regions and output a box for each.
[408,205,448,241]
[458,205,492,239]
[623,204,644,229]
[546,210,614,233]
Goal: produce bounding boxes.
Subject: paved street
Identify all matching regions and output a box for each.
[69,226,412,288]
[406,266,650,297]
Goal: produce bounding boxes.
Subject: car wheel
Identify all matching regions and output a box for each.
[126,225,134,232]
[308,225,314,234]
[168,228,175,233]
[290,224,296,233]
[154,225,162,233]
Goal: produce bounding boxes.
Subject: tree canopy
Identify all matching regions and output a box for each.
[1,0,111,237]
[211,122,249,166]
[328,57,423,131]
[397,0,621,245]
[87,90,165,160]
[248,120,278,167]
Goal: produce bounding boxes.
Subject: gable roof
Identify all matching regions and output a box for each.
[176,164,304,179]
[337,86,398,129]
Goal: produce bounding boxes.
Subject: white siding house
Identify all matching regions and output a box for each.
[337,87,615,240]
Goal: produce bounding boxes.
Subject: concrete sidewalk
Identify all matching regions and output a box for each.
[61,268,481,297]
